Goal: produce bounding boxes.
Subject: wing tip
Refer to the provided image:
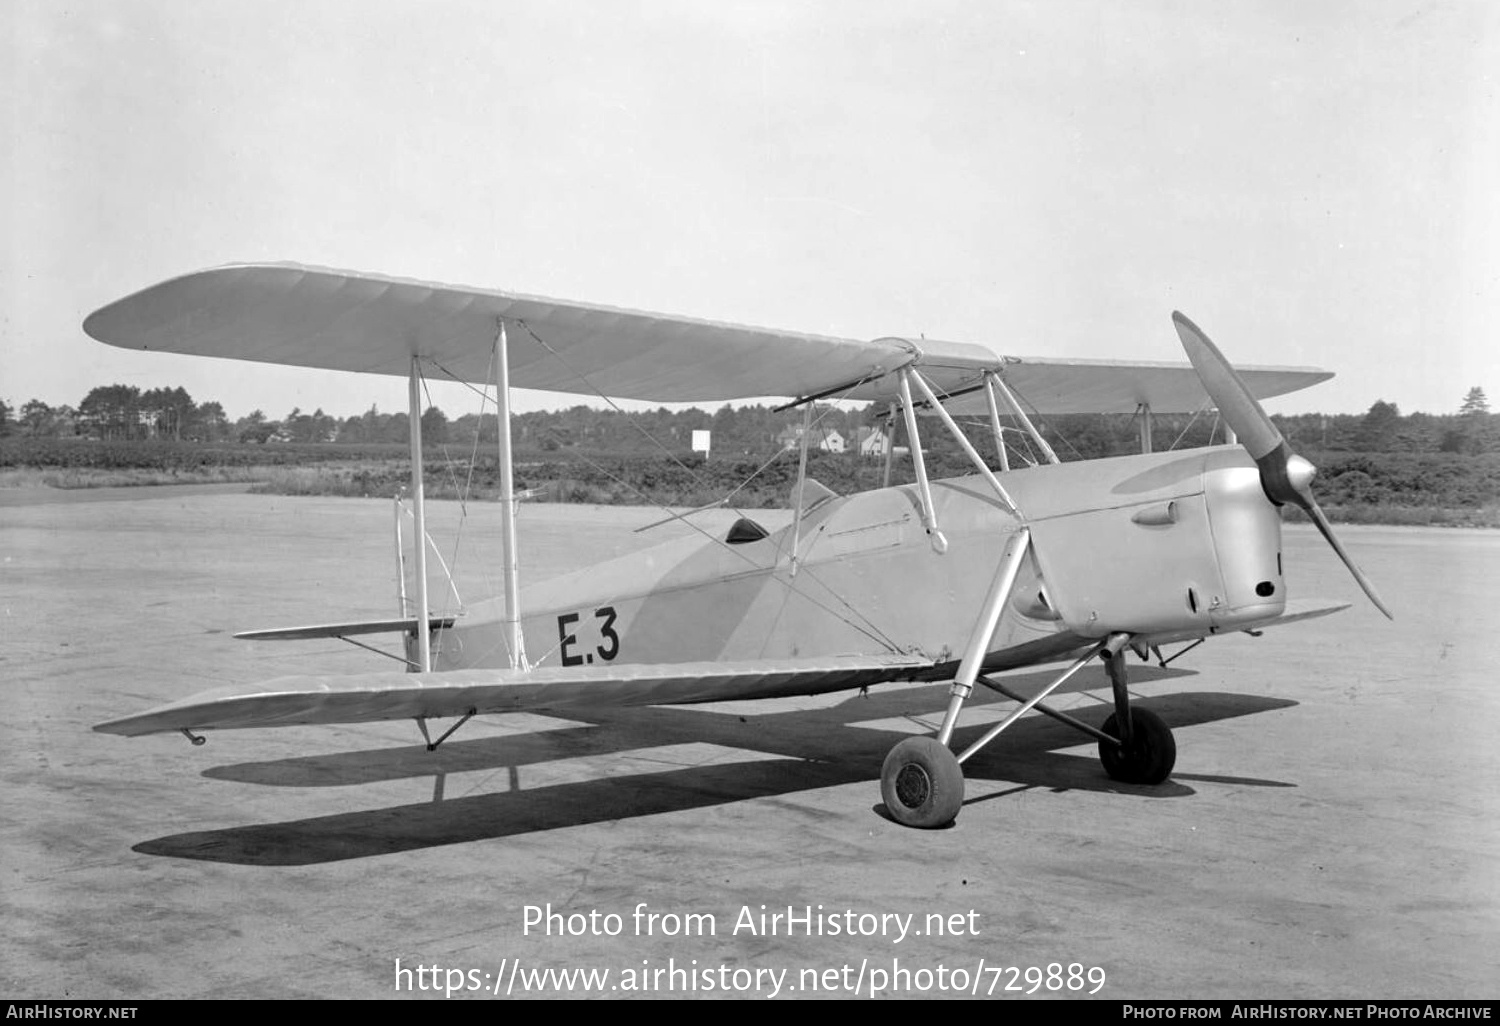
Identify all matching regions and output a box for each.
[93,716,151,737]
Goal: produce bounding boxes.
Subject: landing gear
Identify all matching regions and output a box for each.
[880,737,964,829]
[1097,641,1176,784]
[878,631,1182,827]
[1098,707,1176,784]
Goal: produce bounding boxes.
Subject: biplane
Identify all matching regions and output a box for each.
[86,263,1390,828]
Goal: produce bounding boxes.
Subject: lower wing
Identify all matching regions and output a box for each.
[95,600,1350,739]
[233,617,455,641]
[1248,598,1351,628]
[92,654,935,737]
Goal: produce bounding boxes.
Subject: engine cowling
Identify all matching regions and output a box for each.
[1006,447,1286,637]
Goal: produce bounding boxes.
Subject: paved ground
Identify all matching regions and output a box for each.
[2,488,1496,999]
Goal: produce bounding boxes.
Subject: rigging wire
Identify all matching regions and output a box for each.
[1165,405,1210,451]
[415,362,478,618]
[511,320,733,509]
[996,380,1084,462]
[427,343,903,654]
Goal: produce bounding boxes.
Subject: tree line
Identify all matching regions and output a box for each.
[0,383,1494,458]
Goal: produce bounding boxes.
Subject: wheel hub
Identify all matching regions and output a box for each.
[894,763,932,808]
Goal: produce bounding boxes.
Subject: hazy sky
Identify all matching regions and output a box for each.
[4,0,1497,420]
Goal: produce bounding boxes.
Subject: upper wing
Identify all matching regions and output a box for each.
[82,263,994,403]
[92,654,935,737]
[938,356,1332,415]
[83,263,1330,409]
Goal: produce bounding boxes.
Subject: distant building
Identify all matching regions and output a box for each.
[855,425,890,458]
[779,424,847,453]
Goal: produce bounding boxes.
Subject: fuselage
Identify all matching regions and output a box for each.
[433,445,1287,674]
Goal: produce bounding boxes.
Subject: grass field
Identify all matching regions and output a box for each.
[3,437,1497,526]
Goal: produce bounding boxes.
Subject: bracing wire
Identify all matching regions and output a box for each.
[1165,405,1210,451]
[415,362,476,617]
[512,320,729,504]
[428,332,903,654]
[996,381,1084,462]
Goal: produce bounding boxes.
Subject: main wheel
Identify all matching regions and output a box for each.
[880,737,964,828]
[1098,707,1176,784]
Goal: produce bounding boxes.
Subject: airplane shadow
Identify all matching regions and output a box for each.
[200,663,1200,787]
[137,670,1298,865]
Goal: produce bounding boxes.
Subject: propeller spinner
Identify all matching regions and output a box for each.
[1172,312,1393,620]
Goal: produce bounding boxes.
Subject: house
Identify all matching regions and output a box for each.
[855,425,890,458]
[778,424,847,453]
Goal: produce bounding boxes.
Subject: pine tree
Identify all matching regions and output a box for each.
[1354,400,1401,452]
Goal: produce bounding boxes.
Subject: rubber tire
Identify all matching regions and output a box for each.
[1098,707,1176,785]
[881,737,964,828]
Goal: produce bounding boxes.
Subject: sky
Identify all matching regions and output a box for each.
[3,0,1497,421]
